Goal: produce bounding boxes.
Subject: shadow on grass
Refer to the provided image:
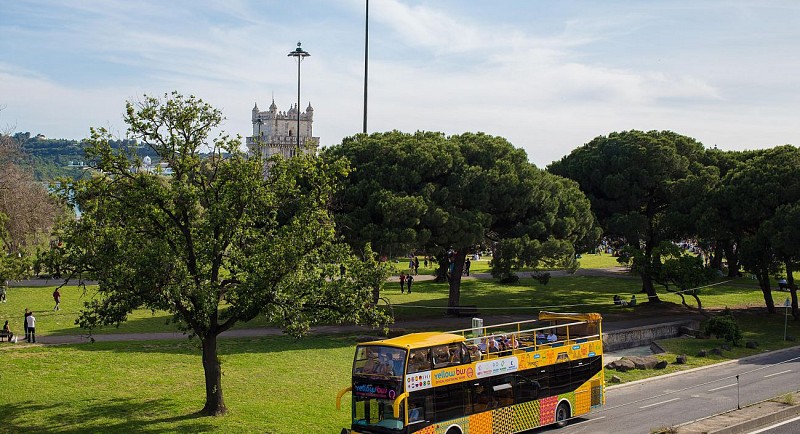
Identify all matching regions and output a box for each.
[0,397,215,433]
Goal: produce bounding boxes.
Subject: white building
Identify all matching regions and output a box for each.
[246,99,319,161]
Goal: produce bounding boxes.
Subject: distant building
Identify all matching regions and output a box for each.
[136,155,173,175]
[246,99,319,162]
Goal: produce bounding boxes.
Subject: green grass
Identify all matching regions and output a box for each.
[0,275,778,337]
[576,252,624,269]
[0,335,357,434]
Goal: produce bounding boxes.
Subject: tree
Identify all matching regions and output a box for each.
[717,146,800,313]
[549,130,707,303]
[325,131,597,310]
[0,108,64,259]
[54,92,390,416]
[647,242,716,310]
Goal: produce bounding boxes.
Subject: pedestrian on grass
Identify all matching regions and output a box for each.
[406,274,414,293]
[23,308,30,340]
[399,272,406,293]
[464,258,471,276]
[413,257,419,275]
[0,283,6,302]
[53,287,61,311]
[26,311,36,343]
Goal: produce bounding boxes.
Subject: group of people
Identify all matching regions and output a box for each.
[613,294,637,306]
[2,288,62,344]
[4,309,37,343]
[398,272,414,293]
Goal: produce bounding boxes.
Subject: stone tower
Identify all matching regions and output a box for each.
[246,99,319,161]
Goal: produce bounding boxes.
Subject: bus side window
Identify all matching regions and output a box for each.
[492,376,515,408]
[515,374,541,402]
[408,348,432,373]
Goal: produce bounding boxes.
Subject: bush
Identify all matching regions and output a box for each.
[531,271,551,285]
[500,274,520,284]
[703,313,743,346]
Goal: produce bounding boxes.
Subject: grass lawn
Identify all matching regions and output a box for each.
[1,309,798,433]
[0,275,779,337]
[0,335,357,434]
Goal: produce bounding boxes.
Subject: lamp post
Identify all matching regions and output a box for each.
[288,41,310,151]
[363,0,369,134]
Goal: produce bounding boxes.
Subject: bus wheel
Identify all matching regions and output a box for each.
[445,428,462,434]
[555,402,570,428]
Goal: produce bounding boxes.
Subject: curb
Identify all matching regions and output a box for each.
[677,397,800,434]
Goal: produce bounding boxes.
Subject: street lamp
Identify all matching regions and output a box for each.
[363,0,369,134]
[288,41,310,150]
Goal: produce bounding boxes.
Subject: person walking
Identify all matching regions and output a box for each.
[53,287,61,311]
[399,272,406,294]
[23,308,31,341]
[26,311,36,343]
[413,257,419,275]
[406,273,414,294]
[0,282,6,302]
[464,258,471,276]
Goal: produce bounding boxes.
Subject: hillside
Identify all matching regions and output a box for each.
[12,132,159,181]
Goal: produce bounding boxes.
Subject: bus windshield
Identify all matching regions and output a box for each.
[352,382,405,432]
[353,345,406,378]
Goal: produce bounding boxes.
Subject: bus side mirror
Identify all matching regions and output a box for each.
[336,386,352,410]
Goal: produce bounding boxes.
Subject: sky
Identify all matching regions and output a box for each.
[1,0,799,168]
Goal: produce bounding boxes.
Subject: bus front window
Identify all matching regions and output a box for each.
[353,396,404,431]
[354,345,407,377]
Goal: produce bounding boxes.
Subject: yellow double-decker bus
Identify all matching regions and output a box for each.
[337,312,604,434]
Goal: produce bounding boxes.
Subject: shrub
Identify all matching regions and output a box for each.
[703,314,743,346]
[531,271,551,285]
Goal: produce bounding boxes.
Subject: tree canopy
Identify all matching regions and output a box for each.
[549,130,707,303]
[54,92,390,416]
[324,131,597,309]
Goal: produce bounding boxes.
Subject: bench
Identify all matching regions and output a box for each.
[0,330,12,342]
[447,305,480,317]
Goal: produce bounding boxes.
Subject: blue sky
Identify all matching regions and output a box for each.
[1,0,799,167]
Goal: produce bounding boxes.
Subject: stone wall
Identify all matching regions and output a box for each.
[603,320,700,351]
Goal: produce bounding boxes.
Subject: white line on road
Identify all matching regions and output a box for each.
[569,416,606,426]
[763,369,792,378]
[708,383,737,392]
[639,397,680,409]
[746,414,800,433]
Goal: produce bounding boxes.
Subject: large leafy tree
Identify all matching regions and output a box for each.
[549,130,707,303]
[325,131,596,310]
[720,145,800,314]
[54,93,389,416]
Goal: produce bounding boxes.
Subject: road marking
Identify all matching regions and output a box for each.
[570,416,605,426]
[746,414,800,433]
[708,383,737,392]
[763,369,792,378]
[639,397,680,409]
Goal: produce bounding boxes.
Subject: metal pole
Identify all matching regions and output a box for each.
[785,298,791,341]
[297,57,301,150]
[288,42,309,152]
[363,0,369,134]
[736,375,740,409]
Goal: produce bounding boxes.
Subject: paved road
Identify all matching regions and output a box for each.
[539,347,800,434]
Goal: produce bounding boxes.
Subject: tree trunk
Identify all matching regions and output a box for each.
[641,272,660,303]
[447,250,467,313]
[200,333,227,416]
[724,241,739,278]
[691,292,702,310]
[756,269,776,314]
[434,255,449,283]
[710,243,723,271]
